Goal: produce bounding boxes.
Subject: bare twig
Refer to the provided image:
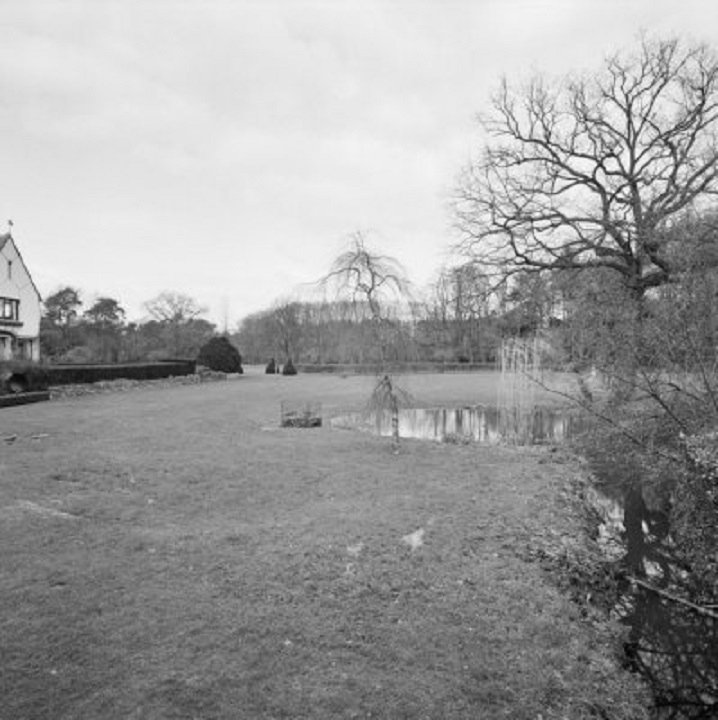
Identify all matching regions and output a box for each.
[628,576,718,620]
[524,370,683,465]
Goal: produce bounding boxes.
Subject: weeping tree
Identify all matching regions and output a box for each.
[321,231,413,451]
[322,231,411,358]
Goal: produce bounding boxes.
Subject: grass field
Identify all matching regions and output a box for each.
[0,369,648,719]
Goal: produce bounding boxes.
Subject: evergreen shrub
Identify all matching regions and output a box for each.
[197,336,243,374]
[265,358,277,374]
[282,358,297,375]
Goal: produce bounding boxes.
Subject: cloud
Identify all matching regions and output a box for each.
[2,0,718,327]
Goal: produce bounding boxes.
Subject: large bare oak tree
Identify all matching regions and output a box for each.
[455,36,718,300]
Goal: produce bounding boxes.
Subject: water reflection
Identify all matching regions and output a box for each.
[595,486,718,719]
[366,405,585,445]
[623,586,718,719]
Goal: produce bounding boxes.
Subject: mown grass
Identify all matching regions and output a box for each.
[0,369,648,719]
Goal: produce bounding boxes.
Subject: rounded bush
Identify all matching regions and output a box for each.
[265,358,277,374]
[196,336,243,374]
[282,358,297,376]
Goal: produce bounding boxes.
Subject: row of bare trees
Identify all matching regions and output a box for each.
[234,275,498,367]
[234,254,645,369]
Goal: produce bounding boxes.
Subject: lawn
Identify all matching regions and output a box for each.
[0,369,648,719]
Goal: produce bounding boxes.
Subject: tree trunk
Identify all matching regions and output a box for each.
[389,383,399,453]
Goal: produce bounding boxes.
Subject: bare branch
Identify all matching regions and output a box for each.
[455,36,718,300]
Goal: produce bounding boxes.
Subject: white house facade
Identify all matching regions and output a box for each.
[0,232,41,361]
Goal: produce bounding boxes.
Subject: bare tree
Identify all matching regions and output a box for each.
[143,291,210,358]
[322,232,410,322]
[321,231,413,451]
[455,36,718,302]
[453,37,718,618]
[144,291,207,324]
[446,262,492,360]
[271,299,301,366]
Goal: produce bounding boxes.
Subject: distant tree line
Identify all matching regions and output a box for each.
[40,288,217,362]
[232,259,621,368]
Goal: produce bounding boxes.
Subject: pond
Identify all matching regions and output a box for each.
[592,485,718,719]
[332,404,587,445]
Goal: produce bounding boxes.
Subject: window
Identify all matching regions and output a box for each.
[7,260,11,280]
[0,297,19,321]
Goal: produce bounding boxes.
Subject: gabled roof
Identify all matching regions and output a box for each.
[0,232,42,301]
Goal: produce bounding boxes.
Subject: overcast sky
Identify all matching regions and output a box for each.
[2,0,718,327]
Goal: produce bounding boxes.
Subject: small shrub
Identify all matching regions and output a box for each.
[282,358,297,376]
[197,336,243,374]
[265,358,277,374]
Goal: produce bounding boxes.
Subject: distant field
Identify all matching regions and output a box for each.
[0,369,646,719]
[242,365,578,410]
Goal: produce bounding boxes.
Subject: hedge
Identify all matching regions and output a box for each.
[45,360,197,386]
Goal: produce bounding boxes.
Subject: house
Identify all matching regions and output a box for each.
[0,231,41,361]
